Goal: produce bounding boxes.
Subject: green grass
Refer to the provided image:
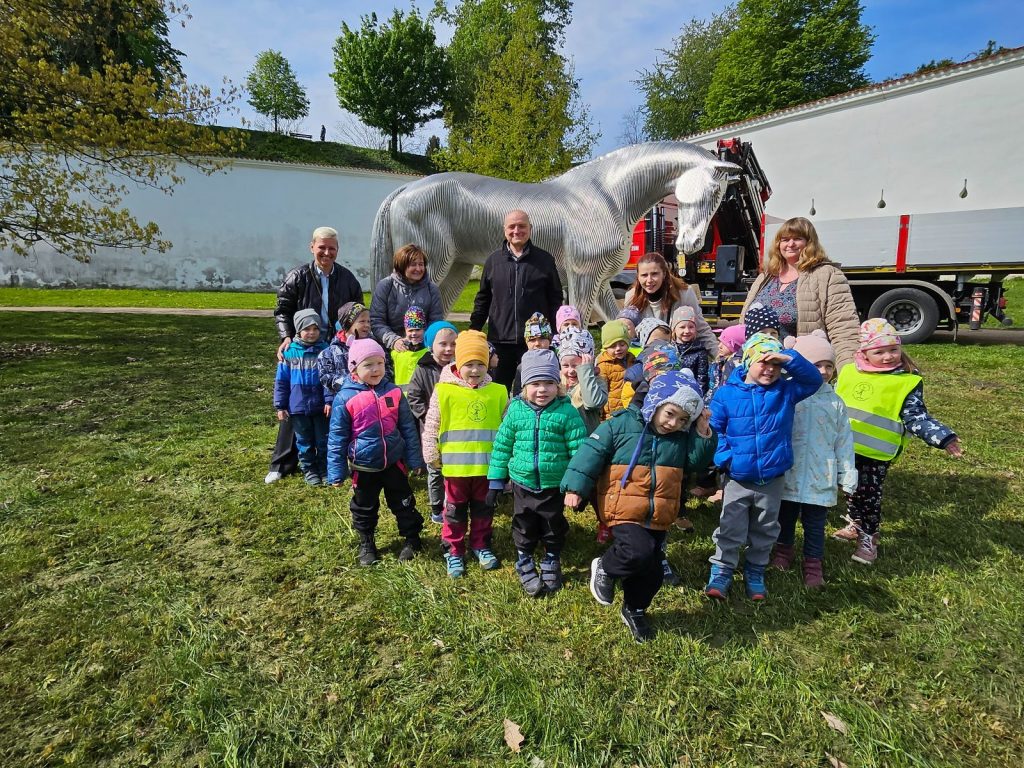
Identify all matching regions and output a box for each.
[1,313,1023,767]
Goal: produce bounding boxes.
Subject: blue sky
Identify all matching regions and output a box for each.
[169,0,1024,158]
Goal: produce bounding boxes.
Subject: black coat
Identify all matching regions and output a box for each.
[275,261,363,339]
[469,241,563,345]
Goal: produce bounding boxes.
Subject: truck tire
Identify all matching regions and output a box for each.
[868,288,939,344]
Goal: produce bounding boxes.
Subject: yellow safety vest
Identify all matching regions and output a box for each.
[436,381,508,476]
[835,364,922,461]
[391,348,427,386]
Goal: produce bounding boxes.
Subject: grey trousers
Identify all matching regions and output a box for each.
[426,464,444,511]
[710,475,784,570]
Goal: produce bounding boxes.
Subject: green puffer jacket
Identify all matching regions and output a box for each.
[560,404,716,530]
[487,395,588,491]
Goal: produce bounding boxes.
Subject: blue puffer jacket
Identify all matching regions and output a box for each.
[709,350,821,484]
[274,339,329,414]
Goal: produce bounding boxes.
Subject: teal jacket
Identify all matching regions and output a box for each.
[487,395,588,491]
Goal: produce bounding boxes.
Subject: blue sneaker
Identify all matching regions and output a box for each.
[473,548,501,571]
[515,553,545,597]
[540,553,563,593]
[705,564,733,600]
[430,506,444,525]
[743,563,767,601]
[445,554,466,579]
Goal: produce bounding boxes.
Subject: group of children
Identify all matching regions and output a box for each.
[273,297,960,642]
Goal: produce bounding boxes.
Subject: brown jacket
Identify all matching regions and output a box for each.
[742,262,860,369]
[595,350,636,420]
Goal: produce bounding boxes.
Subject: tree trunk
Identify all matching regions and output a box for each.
[273,113,279,133]
[389,127,398,154]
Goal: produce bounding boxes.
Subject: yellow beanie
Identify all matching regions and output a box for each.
[455,330,490,370]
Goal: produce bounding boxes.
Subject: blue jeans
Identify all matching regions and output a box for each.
[289,413,328,477]
[777,500,828,559]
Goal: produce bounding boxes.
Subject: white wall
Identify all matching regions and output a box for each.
[1,159,420,291]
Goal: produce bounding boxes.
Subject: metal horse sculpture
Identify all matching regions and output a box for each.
[370,141,734,323]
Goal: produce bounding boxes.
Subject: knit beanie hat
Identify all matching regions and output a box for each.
[455,330,491,370]
[523,312,553,341]
[600,320,629,349]
[744,304,781,339]
[784,329,834,365]
[555,305,582,330]
[404,305,426,330]
[293,308,322,334]
[670,305,697,329]
[639,340,680,382]
[641,369,704,428]
[557,327,595,359]
[520,349,560,386]
[741,332,784,370]
[424,320,458,350]
[617,306,642,329]
[859,318,901,350]
[636,317,671,348]
[336,301,366,331]
[347,338,386,373]
[718,324,746,355]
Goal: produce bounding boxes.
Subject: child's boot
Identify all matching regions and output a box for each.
[445,552,466,578]
[769,543,796,571]
[473,547,501,571]
[705,564,733,600]
[743,563,767,601]
[515,552,545,597]
[802,557,824,588]
[620,603,654,643]
[540,553,563,593]
[398,535,422,562]
[303,469,322,486]
[357,535,379,566]
[852,531,879,565]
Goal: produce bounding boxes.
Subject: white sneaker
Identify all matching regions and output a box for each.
[264,471,283,484]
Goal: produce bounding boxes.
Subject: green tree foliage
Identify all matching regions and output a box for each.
[702,0,874,129]
[637,6,737,140]
[331,9,448,154]
[436,2,597,181]
[246,50,309,133]
[0,0,241,260]
[913,40,1009,76]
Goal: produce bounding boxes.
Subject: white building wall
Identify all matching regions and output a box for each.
[0,158,420,290]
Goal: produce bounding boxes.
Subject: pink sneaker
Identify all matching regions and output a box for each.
[851,531,879,565]
[832,516,860,542]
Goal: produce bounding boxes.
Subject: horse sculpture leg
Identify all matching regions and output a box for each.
[438,260,475,318]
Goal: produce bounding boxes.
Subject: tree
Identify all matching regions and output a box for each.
[436,3,597,181]
[246,50,309,133]
[636,6,737,140]
[617,110,648,146]
[0,0,240,260]
[702,0,873,129]
[332,9,448,154]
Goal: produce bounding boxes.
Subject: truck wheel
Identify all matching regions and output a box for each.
[868,288,939,344]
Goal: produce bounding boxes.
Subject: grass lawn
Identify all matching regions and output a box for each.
[1,312,1023,767]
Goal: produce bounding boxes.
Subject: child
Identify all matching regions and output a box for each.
[596,320,636,420]
[635,317,673,349]
[617,306,643,358]
[326,338,426,565]
[771,331,858,587]
[706,333,822,601]
[487,349,588,596]
[670,305,709,394]
[391,305,429,387]
[833,319,962,564]
[406,320,459,524]
[318,301,371,394]
[623,340,680,411]
[552,305,583,352]
[487,342,500,381]
[274,309,331,486]
[423,330,509,578]
[512,313,553,396]
[558,328,606,433]
[562,371,716,642]
[744,305,780,341]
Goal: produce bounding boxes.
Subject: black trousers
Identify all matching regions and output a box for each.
[269,418,298,475]
[512,483,569,555]
[491,341,527,390]
[350,464,423,539]
[600,523,666,610]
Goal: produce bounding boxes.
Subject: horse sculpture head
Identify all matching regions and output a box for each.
[673,161,735,256]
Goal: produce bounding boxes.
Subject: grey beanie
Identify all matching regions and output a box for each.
[520,349,560,387]
[293,308,322,334]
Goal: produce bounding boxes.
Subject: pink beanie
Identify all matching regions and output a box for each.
[555,305,582,330]
[783,329,834,365]
[718,324,746,355]
[347,338,386,373]
[859,318,901,350]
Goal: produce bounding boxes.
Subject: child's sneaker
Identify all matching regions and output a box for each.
[851,531,879,565]
[769,543,795,571]
[589,557,614,606]
[398,536,422,562]
[357,537,379,566]
[303,469,322,486]
[445,553,466,578]
[832,515,860,542]
[705,564,733,600]
[661,558,680,587]
[802,557,824,588]
[743,563,767,601]
[473,548,501,571]
[515,553,545,597]
[620,603,654,643]
[596,522,612,544]
[540,553,563,593]
[430,505,444,525]
[673,516,695,533]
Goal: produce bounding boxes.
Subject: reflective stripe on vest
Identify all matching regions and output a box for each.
[392,348,427,386]
[835,364,922,461]
[436,381,507,477]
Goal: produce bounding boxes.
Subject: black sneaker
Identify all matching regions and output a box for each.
[515,554,545,597]
[620,604,654,643]
[661,558,681,587]
[589,557,614,606]
[398,536,422,562]
[357,538,379,566]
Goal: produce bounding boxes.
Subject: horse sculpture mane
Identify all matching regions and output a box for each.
[370,141,734,324]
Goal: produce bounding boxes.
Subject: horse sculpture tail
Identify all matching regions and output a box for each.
[370,184,407,285]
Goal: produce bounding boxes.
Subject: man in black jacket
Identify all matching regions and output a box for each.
[266,226,363,483]
[469,210,563,388]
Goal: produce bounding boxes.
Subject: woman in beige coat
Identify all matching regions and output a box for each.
[742,217,860,368]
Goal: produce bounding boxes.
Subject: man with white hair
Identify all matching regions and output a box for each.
[266,226,363,483]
